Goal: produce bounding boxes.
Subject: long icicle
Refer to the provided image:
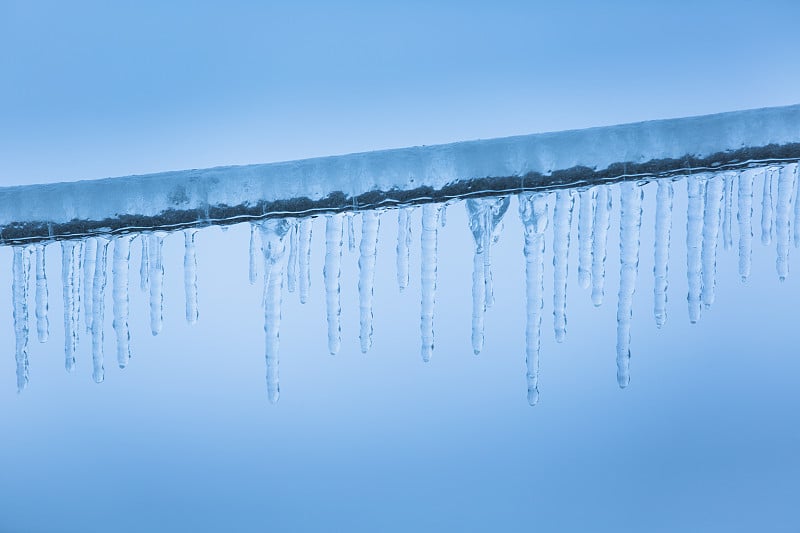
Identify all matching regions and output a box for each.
[723,173,735,250]
[519,193,548,406]
[592,185,611,306]
[794,164,800,249]
[148,233,164,336]
[61,242,78,372]
[420,203,440,362]
[260,220,290,404]
[776,164,795,281]
[358,211,380,353]
[34,244,49,343]
[738,170,755,281]
[686,177,704,323]
[761,168,774,245]
[287,221,299,293]
[72,241,83,347]
[249,223,259,285]
[112,236,132,369]
[139,235,149,292]
[83,237,97,333]
[12,247,31,392]
[184,230,199,324]
[616,182,643,389]
[701,176,724,309]
[298,218,313,304]
[577,188,595,290]
[552,190,574,342]
[324,215,344,355]
[397,207,412,292]
[91,239,109,383]
[653,180,673,328]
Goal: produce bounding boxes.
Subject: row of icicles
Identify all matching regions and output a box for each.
[6,162,798,404]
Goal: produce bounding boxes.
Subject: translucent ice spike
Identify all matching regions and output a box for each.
[249,223,259,285]
[616,182,643,389]
[61,242,78,372]
[83,237,97,333]
[139,236,149,292]
[653,180,673,328]
[592,185,611,307]
[358,211,380,353]
[12,247,31,392]
[577,188,595,290]
[287,221,299,293]
[396,208,412,292]
[324,215,344,355]
[795,165,800,249]
[73,241,83,341]
[298,218,313,304]
[519,193,548,406]
[347,213,356,252]
[259,219,291,404]
[112,236,132,369]
[148,233,164,336]
[761,168,775,245]
[738,170,755,281]
[776,164,796,281]
[552,190,574,342]
[686,177,704,323]
[91,239,109,383]
[723,174,735,250]
[420,203,440,362]
[701,176,724,309]
[184,230,199,324]
[34,244,49,342]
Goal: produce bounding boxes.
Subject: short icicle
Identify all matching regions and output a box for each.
[358,211,380,353]
[591,185,612,306]
[723,173,735,250]
[298,218,312,304]
[139,236,149,292]
[346,213,356,252]
[396,207,412,292]
[287,221,299,293]
[519,193,548,406]
[420,203,440,362]
[249,223,259,285]
[738,170,755,281]
[686,177,704,323]
[112,236,132,369]
[184,230,199,324]
[12,247,31,392]
[577,188,595,290]
[761,168,775,245]
[552,190,574,342]
[34,244,49,342]
[794,164,800,248]
[653,180,673,328]
[701,176,724,309]
[61,242,78,372]
[148,233,164,336]
[324,215,344,355]
[83,237,97,333]
[616,182,643,389]
[260,219,291,404]
[91,239,109,383]
[776,164,796,281]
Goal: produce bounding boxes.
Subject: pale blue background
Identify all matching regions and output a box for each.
[1,2,799,532]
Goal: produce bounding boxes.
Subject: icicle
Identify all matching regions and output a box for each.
[723,173,735,250]
[249,223,259,285]
[287,221,299,293]
[72,241,83,343]
[420,203,440,362]
[519,193,548,406]
[83,237,97,333]
[61,242,78,372]
[148,233,164,336]
[776,164,795,281]
[738,170,755,281]
[577,188,595,290]
[701,176,724,309]
[616,182,643,389]
[686,177,704,323]
[91,239,109,383]
[298,218,312,304]
[471,240,486,355]
[653,180,673,328]
[440,204,447,228]
[184,230,198,324]
[396,208,412,292]
[358,211,380,353]
[591,185,611,307]
[112,236,132,369]
[34,244,49,342]
[794,164,800,249]
[12,247,31,392]
[552,190,574,342]
[139,236,149,292]
[347,213,356,252]
[260,219,291,404]
[324,215,344,355]
[761,168,774,245]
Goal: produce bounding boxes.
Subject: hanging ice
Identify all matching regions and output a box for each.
[287,221,299,294]
[184,230,199,324]
[776,164,795,281]
[249,223,259,285]
[298,218,313,304]
[723,173,735,250]
[140,236,149,292]
[396,208,412,292]
[519,192,548,406]
[577,188,595,290]
[91,239,109,383]
[795,164,800,249]
[686,177,704,323]
[34,244,49,343]
[761,168,775,245]
[346,213,356,252]
[358,211,380,353]
[701,176,723,309]
[61,242,79,372]
[552,190,574,342]
[738,170,755,281]
[12,247,31,392]
[653,180,673,328]
[259,219,291,403]
[592,185,611,307]
[324,214,344,355]
[112,236,132,369]
[420,203,440,362]
[616,182,643,389]
[148,233,164,336]
[83,237,97,333]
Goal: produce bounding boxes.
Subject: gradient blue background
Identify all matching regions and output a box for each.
[1,2,800,532]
